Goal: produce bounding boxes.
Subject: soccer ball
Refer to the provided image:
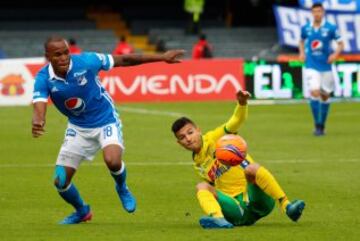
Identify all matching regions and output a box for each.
[215,134,247,166]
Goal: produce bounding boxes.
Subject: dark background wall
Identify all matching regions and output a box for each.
[0,0,298,26]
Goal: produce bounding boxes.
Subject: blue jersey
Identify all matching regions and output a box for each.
[33,52,118,128]
[301,20,341,71]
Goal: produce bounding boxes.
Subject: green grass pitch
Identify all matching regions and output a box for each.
[0,101,359,241]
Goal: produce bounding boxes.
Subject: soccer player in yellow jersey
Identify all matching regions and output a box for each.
[171,90,305,229]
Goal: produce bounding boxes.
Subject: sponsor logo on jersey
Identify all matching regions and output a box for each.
[64,97,86,115]
[207,160,231,182]
[311,40,323,51]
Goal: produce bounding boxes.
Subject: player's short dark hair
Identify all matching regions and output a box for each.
[44,36,65,51]
[311,3,324,9]
[68,38,76,45]
[199,33,207,41]
[171,117,195,135]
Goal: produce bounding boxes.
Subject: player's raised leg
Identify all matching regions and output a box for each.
[54,159,92,224]
[103,144,136,213]
[244,163,305,222]
[196,182,233,229]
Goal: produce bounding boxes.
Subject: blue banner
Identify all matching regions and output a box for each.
[273,5,360,53]
[298,0,360,12]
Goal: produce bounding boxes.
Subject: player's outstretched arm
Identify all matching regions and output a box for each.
[112,49,185,67]
[32,102,47,138]
[224,90,251,133]
[236,90,251,106]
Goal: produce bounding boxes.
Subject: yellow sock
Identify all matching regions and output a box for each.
[279,197,290,212]
[255,166,290,212]
[196,190,224,218]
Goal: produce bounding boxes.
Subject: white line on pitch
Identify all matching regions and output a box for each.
[118,106,186,117]
[0,159,358,169]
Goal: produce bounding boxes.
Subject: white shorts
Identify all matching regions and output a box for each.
[56,121,124,169]
[304,68,335,94]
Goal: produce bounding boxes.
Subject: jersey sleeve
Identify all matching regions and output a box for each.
[300,26,307,40]
[204,104,248,142]
[32,71,49,103]
[224,104,248,133]
[331,25,342,42]
[203,125,226,144]
[81,52,115,72]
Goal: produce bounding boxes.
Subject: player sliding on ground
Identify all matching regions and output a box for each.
[32,36,185,224]
[171,90,305,229]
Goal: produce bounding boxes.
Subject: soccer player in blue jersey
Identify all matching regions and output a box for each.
[31,36,184,224]
[299,3,343,136]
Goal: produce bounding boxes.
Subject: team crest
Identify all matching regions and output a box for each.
[74,71,88,86]
[321,29,329,37]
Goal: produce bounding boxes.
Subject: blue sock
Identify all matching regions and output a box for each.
[319,101,330,127]
[310,98,320,125]
[58,183,84,210]
[111,161,127,190]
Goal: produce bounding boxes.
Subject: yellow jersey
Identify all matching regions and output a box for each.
[192,104,254,197]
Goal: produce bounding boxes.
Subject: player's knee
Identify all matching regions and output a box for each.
[320,94,330,101]
[104,156,122,171]
[311,90,320,98]
[244,163,260,184]
[196,182,211,192]
[103,145,123,171]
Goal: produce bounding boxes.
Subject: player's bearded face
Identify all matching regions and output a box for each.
[312,7,324,23]
[176,123,202,152]
[46,40,71,76]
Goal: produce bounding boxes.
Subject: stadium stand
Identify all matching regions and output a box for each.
[0,1,294,59]
[0,30,117,58]
[0,6,119,58]
[149,27,280,60]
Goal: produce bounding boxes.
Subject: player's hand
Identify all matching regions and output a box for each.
[32,121,45,138]
[328,53,338,63]
[162,50,185,63]
[236,90,251,106]
[299,53,305,62]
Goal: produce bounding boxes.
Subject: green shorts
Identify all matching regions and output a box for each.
[216,184,275,226]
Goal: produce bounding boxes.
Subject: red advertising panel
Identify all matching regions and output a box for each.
[1,58,244,105]
[99,59,244,102]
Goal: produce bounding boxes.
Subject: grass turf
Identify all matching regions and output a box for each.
[0,101,359,241]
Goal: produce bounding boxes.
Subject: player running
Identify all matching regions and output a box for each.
[32,36,184,224]
[171,90,305,229]
[299,3,343,136]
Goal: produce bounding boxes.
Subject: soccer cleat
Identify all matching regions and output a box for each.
[313,125,325,136]
[199,216,234,229]
[116,184,136,213]
[59,205,92,224]
[286,200,305,222]
[313,128,325,136]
